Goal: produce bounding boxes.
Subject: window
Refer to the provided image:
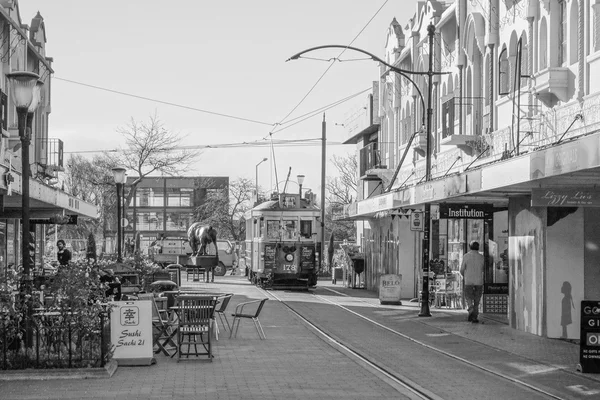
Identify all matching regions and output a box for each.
[165,212,193,231]
[136,212,164,231]
[135,188,164,207]
[300,220,312,239]
[498,47,509,95]
[167,188,193,207]
[559,0,567,65]
[0,91,7,131]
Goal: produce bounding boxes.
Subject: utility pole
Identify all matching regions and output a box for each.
[320,113,326,270]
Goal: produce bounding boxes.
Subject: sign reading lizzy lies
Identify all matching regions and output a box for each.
[531,189,600,207]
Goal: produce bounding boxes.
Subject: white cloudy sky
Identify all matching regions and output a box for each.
[19,0,419,194]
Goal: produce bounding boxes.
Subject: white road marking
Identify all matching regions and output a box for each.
[567,385,600,396]
[506,362,558,375]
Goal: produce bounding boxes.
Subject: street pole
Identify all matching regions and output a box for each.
[418,24,436,317]
[116,182,123,263]
[320,113,326,271]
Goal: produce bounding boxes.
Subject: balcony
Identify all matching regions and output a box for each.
[440,96,481,148]
[359,142,392,178]
[533,67,569,108]
[37,138,64,181]
[342,82,380,145]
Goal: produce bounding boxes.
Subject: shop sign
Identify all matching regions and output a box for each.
[439,203,493,219]
[530,135,600,180]
[531,188,600,207]
[357,193,396,215]
[445,174,467,197]
[580,300,600,373]
[484,283,509,294]
[410,211,424,231]
[379,274,402,305]
[414,180,445,203]
[110,300,154,365]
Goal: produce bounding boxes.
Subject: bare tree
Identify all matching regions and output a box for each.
[194,178,254,242]
[116,112,199,209]
[326,153,357,207]
[325,153,357,243]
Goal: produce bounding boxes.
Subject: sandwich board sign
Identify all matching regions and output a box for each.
[110,300,154,366]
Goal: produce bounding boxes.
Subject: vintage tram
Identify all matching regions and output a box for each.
[244,191,321,289]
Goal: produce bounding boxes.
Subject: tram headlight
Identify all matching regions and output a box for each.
[285,253,294,262]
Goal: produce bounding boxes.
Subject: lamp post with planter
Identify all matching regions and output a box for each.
[111,167,127,263]
[7,71,43,346]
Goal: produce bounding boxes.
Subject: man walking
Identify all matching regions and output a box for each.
[460,241,485,323]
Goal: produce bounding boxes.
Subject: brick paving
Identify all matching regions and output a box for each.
[1,274,598,399]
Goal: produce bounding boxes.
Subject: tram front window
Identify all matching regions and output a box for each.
[300,220,312,239]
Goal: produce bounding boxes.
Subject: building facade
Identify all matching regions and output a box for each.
[0,1,97,279]
[343,0,600,340]
[124,176,228,255]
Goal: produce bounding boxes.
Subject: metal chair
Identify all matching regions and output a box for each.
[213,293,233,340]
[175,295,218,361]
[229,298,268,340]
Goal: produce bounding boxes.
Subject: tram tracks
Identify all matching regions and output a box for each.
[257,287,573,400]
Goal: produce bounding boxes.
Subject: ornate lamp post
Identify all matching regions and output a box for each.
[7,71,43,346]
[111,167,127,263]
[255,157,267,204]
[288,23,442,317]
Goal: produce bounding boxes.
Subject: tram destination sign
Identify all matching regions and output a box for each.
[438,203,493,219]
[531,189,600,207]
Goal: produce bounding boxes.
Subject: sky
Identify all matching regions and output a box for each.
[18,0,419,196]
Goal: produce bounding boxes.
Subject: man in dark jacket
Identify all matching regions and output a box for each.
[56,240,72,266]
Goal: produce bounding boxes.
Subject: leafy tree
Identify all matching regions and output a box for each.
[194,178,254,242]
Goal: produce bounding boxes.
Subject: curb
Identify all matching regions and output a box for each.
[0,359,117,381]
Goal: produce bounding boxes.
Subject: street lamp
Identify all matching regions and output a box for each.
[297,174,305,197]
[255,158,267,204]
[288,23,442,317]
[111,167,127,263]
[7,70,43,347]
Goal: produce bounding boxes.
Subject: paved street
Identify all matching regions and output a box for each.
[1,274,599,400]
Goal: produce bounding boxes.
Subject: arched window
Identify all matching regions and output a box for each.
[569,0,578,64]
[539,17,548,70]
[484,54,490,106]
[499,47,509,95]
[559,0,567,65]
[520,35,528,88]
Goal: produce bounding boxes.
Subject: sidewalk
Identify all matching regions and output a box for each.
[320,278,595,382]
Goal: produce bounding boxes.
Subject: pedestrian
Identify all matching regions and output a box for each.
[460,240,484,323]
[56,239,72,266]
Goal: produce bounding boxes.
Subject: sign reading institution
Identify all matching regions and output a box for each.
[439,203,493,219]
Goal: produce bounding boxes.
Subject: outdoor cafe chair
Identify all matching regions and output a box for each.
[212,293,233,340]
[137,293,176,356]
[174,295,218,361]
[229,298,268,340]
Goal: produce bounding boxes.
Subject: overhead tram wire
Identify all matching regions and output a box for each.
[54,77,274,127]
[264,0,389,140]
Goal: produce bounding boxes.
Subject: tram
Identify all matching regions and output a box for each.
[244,191,321,290]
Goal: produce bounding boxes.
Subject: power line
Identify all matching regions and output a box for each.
[54,77,275,127]
[266,0,389,139]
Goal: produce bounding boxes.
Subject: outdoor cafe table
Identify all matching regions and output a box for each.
[165,294,219,358]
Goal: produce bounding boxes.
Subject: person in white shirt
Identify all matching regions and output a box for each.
[460,241,485,323]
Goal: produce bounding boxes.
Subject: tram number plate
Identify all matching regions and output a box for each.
[282,264,296,272]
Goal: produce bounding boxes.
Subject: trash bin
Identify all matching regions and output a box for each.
[332,267,343,284]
